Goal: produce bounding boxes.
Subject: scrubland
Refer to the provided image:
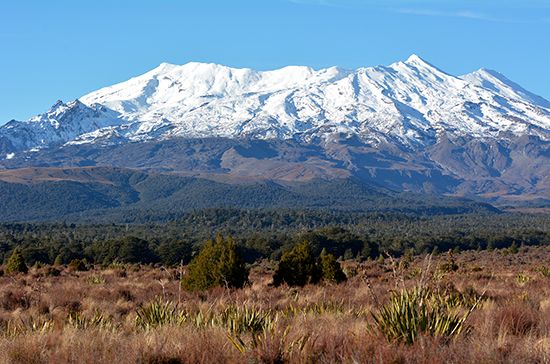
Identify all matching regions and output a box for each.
[0,246,549,364]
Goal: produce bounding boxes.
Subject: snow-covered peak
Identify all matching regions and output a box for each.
[29,99,89,125]
[404,54,433,67]
[2,56,549,156]
[50,99,65,110]
[392,54,457,82]
[0,99,123,154]
[462,68,550,109]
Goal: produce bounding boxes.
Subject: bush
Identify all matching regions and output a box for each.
[118,237,158,264]
[273,243,348,286]
[54,254,63,266]
[5,248,28,274]
[273,241,321,287]
[438,251,459,273]
[181,235,249,291]
[68,259,88,272]
[46,266,61,276]
[318,249,347,283]
[157,240,193,266]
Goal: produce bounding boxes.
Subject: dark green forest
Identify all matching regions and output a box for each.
[1,209,548,267]
[0,174,497,222]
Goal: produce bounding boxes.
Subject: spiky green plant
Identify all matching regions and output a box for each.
[135,299,186,329]
[227,324,310,357]
[283,300,354,317]
[371,287,479,344]
[87,275,106,284]
[217,306,276,335]
[515,272,531,285]
[2,317,54,338]
[539,266,550,278]
[68,310,114,330]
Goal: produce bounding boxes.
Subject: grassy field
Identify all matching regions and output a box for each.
[0,246,549,363]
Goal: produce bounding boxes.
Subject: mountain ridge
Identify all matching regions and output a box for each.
[2,55,549,156]
[0,55,549,206]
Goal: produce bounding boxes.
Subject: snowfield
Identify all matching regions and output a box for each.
[1,55,549,155]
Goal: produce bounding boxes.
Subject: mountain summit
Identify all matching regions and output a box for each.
[1,56,549,205]
[2,55,548,154]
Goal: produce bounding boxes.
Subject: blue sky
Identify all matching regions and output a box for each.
[1,0,549,122]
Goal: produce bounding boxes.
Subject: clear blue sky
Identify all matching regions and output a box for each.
[1,0,549,123]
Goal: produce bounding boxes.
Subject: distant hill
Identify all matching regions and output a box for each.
[0,167,498,222]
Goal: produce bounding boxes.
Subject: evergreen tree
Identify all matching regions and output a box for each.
[68,259,88,272]
[273,241,321,287]
[361,240,380,260]
[54,254,63,266]
[5,248,28,274]
[319,249,347,283]
[182,234,248,291]
[157,240,192,266]
[117,237,158,264]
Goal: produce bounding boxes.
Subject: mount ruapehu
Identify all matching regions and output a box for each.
[0,55,549,221]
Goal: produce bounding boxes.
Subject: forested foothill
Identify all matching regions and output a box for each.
[0,209,548,267]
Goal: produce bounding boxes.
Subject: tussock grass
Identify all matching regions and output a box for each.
[0,247,549,363]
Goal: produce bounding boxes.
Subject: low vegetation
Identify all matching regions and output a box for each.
[0,245,549,363]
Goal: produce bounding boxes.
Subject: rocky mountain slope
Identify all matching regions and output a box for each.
[1,55,549,206]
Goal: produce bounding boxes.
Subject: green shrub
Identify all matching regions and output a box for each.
[68,259,88,272]
[117,237,158,264]
[181,234,249,291]
[53,254,63,266]
[273,243,348,286]
[318,249,347,283]
[399,249,414,269]
[5,248,28,274]
[273,241,321,287]
[438,251,459,273]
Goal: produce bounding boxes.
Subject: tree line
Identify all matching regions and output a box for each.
[0,209,549,267]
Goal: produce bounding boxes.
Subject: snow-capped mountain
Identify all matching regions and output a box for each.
[2,55,548,155]
[1,55,549,205]
[0,100,122,154]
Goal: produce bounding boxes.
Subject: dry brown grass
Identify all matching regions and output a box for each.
[0,246,549,363]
